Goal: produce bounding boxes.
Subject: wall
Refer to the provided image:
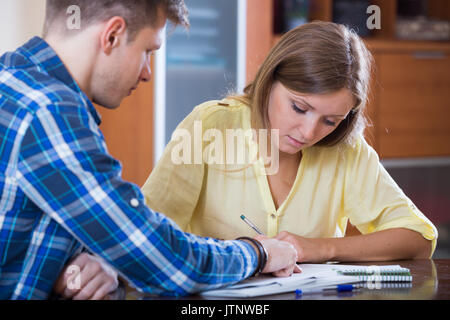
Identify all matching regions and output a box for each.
[0,0,46,55]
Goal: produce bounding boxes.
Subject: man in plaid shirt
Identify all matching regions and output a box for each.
[0,0,298,299]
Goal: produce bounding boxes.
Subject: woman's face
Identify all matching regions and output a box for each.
[267,81,355,155]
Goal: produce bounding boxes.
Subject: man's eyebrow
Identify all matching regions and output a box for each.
[292,95,347,118]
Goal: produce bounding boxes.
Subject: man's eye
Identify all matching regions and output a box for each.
[291,103,306,114]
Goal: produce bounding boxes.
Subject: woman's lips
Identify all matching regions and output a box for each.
[287,135,305,148]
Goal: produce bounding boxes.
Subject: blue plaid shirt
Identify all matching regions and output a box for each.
[0,37,257,299]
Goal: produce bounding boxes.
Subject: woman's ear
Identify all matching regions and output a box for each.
[100,16,127,54]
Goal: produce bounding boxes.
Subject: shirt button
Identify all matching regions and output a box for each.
[130,198,139,208]
[270,214,276,219]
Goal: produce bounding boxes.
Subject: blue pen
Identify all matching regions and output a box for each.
[240,214,264,235]
[295,284,355,296]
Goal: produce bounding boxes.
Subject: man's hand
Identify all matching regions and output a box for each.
[54,253,119,300]
[255,236,299,277]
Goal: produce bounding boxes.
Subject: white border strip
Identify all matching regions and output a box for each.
[381,157,450,169]
[236,0,247,93]
[153,29,167,165]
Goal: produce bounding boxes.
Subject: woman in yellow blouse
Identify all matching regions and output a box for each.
[142,21,437,263]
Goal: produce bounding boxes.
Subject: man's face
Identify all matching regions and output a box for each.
[92,19,166,109]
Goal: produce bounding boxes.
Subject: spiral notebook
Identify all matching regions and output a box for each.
[333,264,412,282]
[303,264,413,282]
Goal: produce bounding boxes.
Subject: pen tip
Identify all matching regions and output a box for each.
[240,215,245,219]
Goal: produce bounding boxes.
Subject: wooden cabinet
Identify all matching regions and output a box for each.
[246,0,274,84]
[368,44,450,158]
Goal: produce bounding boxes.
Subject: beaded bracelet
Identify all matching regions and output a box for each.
[236,237,268,277]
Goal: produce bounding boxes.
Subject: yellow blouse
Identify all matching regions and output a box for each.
[142,99,438,256]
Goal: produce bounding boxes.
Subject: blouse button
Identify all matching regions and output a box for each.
[270,214,276,219]
[130,198,139,208]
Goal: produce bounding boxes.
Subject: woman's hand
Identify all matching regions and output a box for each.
[53,252,119,300]
[275,231,333,263]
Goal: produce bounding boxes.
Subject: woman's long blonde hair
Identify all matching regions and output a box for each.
[232,21,373,147]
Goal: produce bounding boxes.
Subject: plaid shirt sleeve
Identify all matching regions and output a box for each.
[16,103,257,297]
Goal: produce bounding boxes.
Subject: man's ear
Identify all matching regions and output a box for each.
[100,17,128,54]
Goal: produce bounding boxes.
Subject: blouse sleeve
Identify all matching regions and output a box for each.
[141,104,207,231]
[343,138,438,256]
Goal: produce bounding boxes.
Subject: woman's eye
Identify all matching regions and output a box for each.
[291,103,306,114]
[325,119,337,126]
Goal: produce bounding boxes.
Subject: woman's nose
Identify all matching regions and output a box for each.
[301,118,318,142]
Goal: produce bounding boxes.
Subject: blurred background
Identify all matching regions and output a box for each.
[1,0,449,258]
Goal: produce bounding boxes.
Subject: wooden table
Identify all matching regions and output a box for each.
[126,259,450,300]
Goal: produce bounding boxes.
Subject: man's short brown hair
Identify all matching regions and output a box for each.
[43,0,189,40]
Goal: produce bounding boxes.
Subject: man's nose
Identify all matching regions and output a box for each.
[140,58,152,82]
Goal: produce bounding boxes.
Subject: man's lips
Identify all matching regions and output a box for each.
[128,87,138,95]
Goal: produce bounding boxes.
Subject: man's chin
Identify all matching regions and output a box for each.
[92,98,122,110]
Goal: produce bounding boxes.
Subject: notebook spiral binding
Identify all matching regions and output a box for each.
[338,269,413,282]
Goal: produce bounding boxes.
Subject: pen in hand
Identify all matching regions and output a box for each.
[240,214,302,273]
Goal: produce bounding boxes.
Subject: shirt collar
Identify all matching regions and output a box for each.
[19,36,102,125]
